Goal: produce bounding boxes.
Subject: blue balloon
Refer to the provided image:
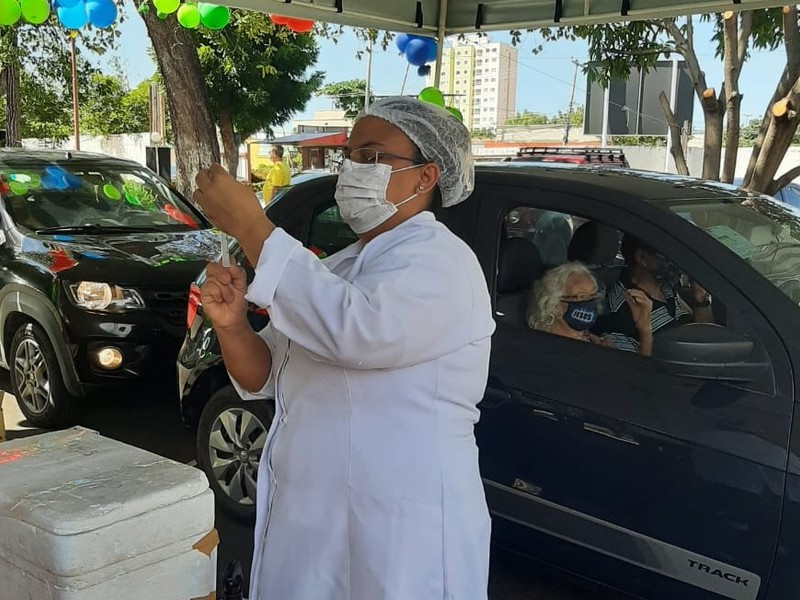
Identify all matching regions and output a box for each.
[63,173,84,189]
[57,1,88,29]
[41,174,68,191]
[417,65,431,77]
[423,38,438,63]
[86,0,116,28]
[405,38,430,67]
[55,0,80,9]
[395,33,411,53]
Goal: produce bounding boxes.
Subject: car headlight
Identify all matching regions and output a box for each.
[67,282,145,311]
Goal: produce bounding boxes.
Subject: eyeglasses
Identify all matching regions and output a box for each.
[341,147,423,170]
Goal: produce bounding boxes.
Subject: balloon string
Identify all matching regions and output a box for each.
[400,62,410,95]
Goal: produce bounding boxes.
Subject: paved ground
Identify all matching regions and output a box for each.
[2,377,612,600]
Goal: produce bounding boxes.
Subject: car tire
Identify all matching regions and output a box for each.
[9,322,76,428]
[196,385,274,524]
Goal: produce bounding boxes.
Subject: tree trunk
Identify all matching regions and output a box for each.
[140,10,219,196]
[219,111,239,175]
[750,76,800,194]
[721,11,742,183]
[702,108,724,180]
[659,91,690,176]
[3,30,21,147]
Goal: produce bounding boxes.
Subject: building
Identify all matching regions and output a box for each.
[429,35,518,132]
[291,109,352,135]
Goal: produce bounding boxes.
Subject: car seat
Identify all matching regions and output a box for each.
[496,237,544,327]
[567,221,623,292]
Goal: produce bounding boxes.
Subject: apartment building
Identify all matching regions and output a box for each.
[429,35,518,131]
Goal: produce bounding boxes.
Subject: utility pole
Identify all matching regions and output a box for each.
[69,31,80,151]
[364,37,373,110]
[563,59,580,145]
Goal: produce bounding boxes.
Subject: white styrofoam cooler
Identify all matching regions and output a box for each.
[0,427,217,600]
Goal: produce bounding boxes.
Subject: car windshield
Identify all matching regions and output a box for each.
[0,161,204,233]
[668,194,800,303]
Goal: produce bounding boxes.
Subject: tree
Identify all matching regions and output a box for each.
[0,4,125,147]
[81,73,151,135]
[195,13,323,173]
[140,6,220,195]
[320,79,372,119]
[529,9,798,192]
[505,110,551,126]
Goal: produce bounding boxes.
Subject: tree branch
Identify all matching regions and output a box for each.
[664,18,708,102]
[772,164,800,193]
[736,11,753,72]
[784,6,800,71]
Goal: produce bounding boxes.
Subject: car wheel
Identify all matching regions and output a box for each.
[9,322,76,428]
[196,385,274,524]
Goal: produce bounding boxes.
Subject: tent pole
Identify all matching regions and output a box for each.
[434,0,448,89]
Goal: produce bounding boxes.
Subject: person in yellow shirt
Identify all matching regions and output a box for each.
[264,145,291,203]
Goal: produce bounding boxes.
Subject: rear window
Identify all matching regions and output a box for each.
[0,161,204,232]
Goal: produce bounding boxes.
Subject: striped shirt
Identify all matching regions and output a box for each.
[595,276,693,353]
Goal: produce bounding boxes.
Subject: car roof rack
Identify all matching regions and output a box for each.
[514,146,628,165]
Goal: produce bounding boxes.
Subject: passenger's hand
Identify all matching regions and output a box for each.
[625,289,653,333]
[201,262,249,331]
[690,281,710,305]
[193,164,274,243]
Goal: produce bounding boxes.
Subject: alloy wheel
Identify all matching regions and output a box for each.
[13,338,52,415]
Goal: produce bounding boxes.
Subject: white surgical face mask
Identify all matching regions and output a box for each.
[334,159,421,234]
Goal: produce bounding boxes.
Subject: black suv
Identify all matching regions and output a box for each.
[179,164,800,600]
[0,149,217,426]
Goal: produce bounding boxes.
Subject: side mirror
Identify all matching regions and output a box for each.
[652,323,770,383]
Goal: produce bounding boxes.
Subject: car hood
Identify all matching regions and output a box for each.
[20,229,221,284]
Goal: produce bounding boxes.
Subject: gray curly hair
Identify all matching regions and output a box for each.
[527,262,597,331]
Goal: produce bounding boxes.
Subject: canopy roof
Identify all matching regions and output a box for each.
[223,0,789,36]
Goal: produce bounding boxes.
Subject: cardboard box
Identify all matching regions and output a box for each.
[0,427,217,599]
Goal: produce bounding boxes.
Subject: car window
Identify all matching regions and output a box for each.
[779,183,800,211]
[0,162,201,232]
[667,195,800,305]
[497,205,774,395]
[308,204,358,258]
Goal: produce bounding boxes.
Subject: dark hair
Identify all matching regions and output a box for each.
[272,145,284,159]
[620,234,653,264]
[411,143,443,219]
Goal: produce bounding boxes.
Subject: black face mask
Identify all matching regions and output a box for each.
[651,255,681,287]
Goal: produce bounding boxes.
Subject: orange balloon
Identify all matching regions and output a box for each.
[286,17,314,33]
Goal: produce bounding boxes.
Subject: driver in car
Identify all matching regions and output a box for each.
[594,234,714,353]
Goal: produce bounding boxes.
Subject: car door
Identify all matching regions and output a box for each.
[471,180,793,600]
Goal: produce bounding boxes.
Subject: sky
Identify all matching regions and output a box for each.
[100,1,788,134]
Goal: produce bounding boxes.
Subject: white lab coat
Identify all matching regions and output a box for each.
[232,211,495,600]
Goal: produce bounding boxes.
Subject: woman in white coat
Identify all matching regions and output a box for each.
[193,97,495,600]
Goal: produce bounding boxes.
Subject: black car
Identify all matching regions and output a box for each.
[178,163,800,600]
[0,149,218,426]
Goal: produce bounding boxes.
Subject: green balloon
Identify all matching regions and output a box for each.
[446,106,463,122]
[177,3,200,28]
[8,181,28,196]
[418,87,445,108]
[198,3,229,29]
[156,10,167,18]
[27,174,41,188]
[152,0,178,14]
[20,0,49,24]
[103,183,121,200]
[0,0,21,26]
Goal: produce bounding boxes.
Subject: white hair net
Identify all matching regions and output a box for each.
[360,97,474,207]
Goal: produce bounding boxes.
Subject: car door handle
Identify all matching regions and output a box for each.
[583,423,640,446]
[481,387,512,409]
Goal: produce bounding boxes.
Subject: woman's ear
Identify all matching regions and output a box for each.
[417,162,440,195]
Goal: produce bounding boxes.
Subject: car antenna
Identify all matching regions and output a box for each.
[65,151,73,160]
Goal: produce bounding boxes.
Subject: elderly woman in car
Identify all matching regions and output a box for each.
[527,262,654,357]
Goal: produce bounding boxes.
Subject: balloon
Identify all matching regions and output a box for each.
[8,181,28,196]
[102,183,121,200]
[404,38,430,67]
[0,0,21,26]
[152,0,178,15]
[57,1,87,29]
[27,174,41,188]
[156,10,166,18]
[417,64,431,77]
[176,2,200,27]
[447,106,463,122]
[418,86,445,107]
[55,0,80,8]
[285,17,313,33]
[395,33,411,53]
[198,3,229,29]
[423,38,438,63]
[86,0,116,28]
[20,0,49,24]
[269,13,289,24]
